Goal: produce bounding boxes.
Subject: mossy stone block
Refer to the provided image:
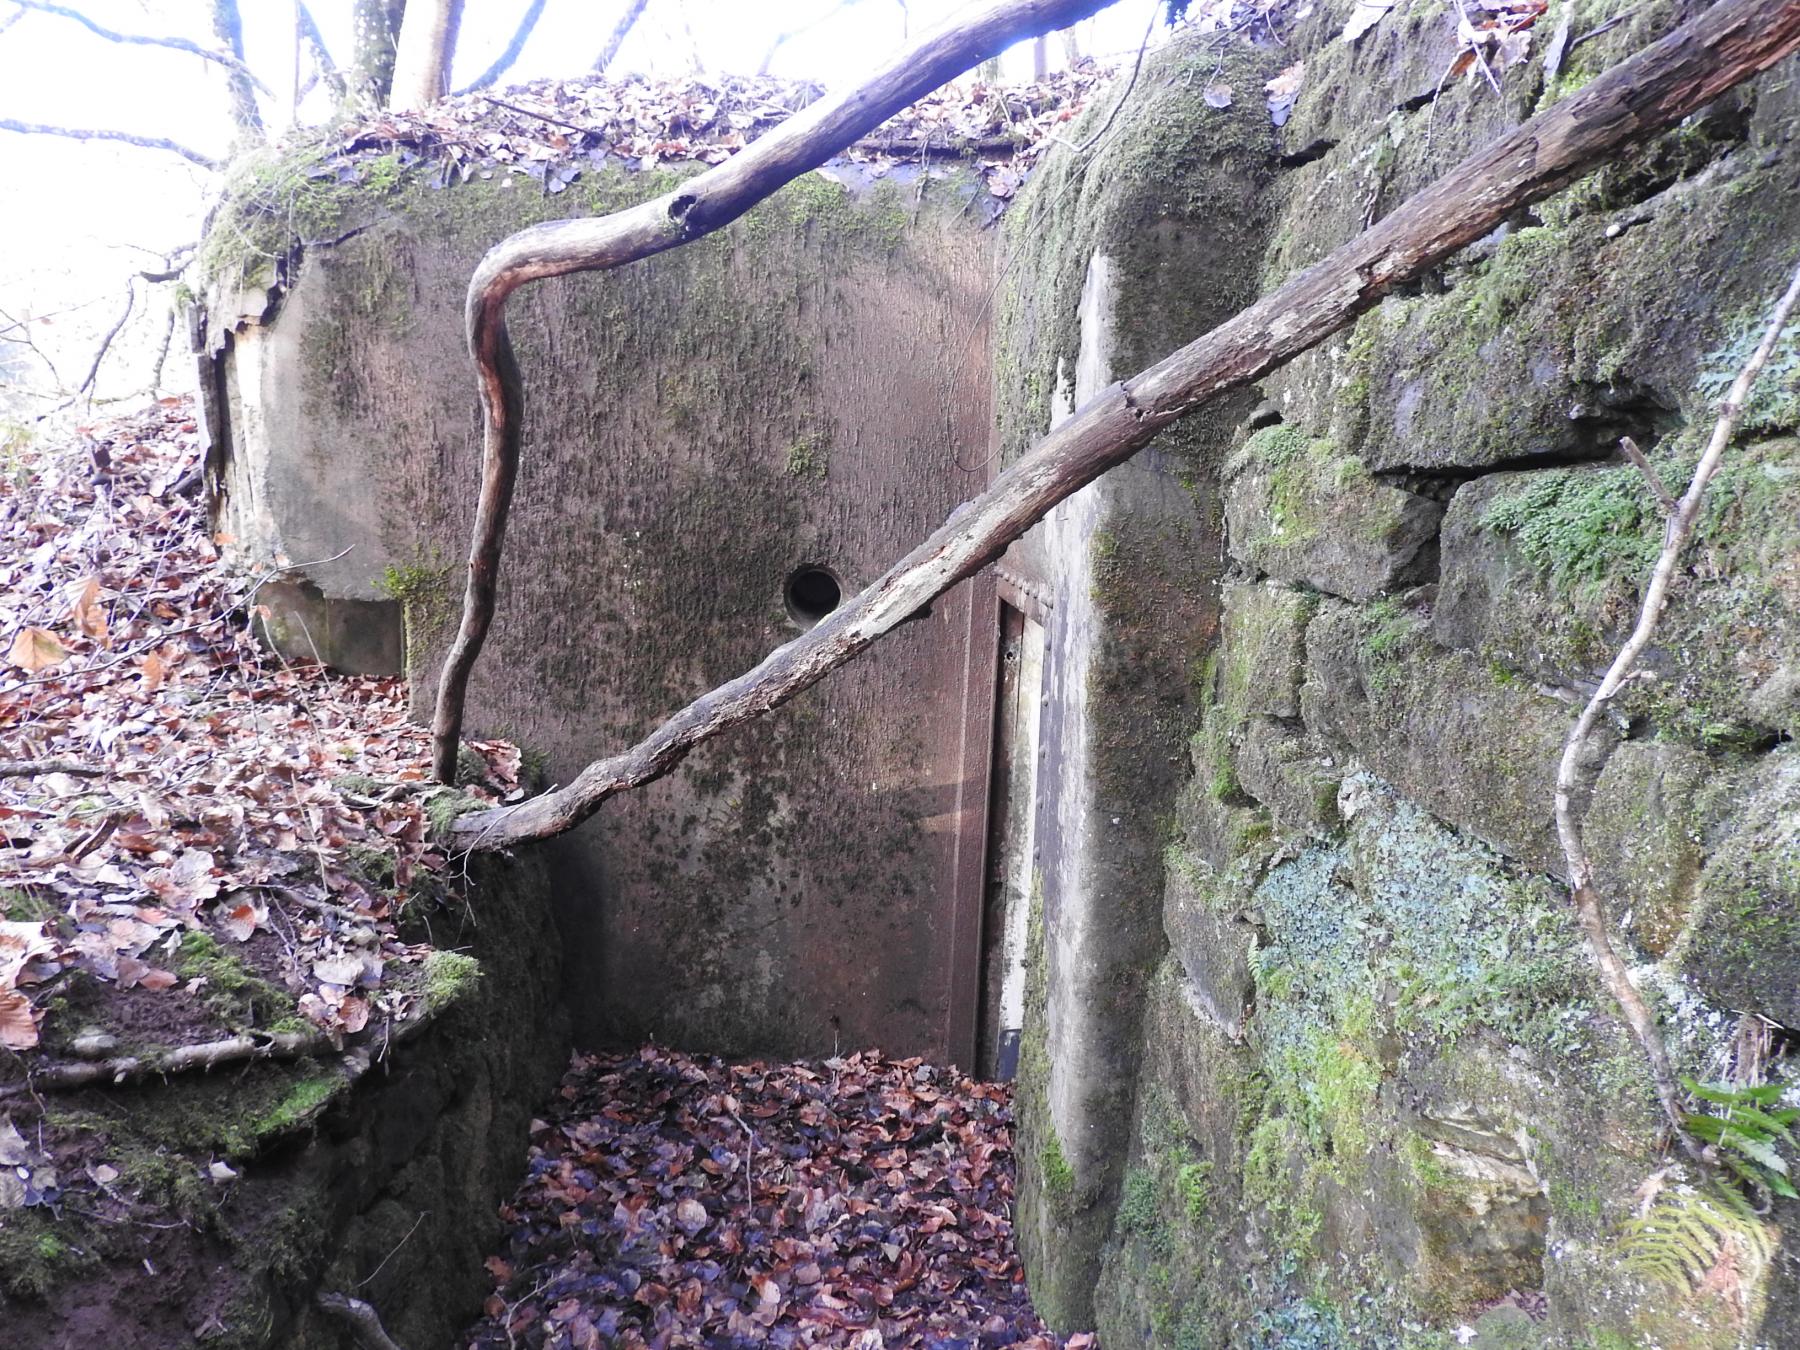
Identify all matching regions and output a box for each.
[1224,430,1441,601]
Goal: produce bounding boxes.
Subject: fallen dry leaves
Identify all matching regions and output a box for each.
[0,398,515,1052]
[466,1046,1096,1350]
[318,65,1108,207]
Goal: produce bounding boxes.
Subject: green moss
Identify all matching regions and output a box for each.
[1041,1128,1076,1200]
[782,432,829,480]
[374,559,451,605]
[1697,306,1800,436]
[421,949,481,1010]
[0,1210,95,1298]
[1176,1160,1212,1223]
[254,1077,338,1138]
[1,887,54,922]
[1481,464,1659,591]
[423,788,486,838]
[175,931,295,1029]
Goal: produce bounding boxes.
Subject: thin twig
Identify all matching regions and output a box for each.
[1554,255,1800,1161]
[7,0,270,91]
[479,96,591,137]
[0,117,221,170]
[1618,435,1676,515]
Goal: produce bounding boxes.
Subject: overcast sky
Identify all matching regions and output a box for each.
[0,0,1159,411]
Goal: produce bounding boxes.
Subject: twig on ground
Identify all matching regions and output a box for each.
[0,758,104,778]
[1553,255,1800,1161]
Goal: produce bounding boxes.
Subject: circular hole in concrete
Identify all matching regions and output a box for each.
[785,565,842,628]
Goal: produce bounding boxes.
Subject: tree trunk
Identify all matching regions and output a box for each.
[456,0,546,94]
[209,0,262,139]
[347,0,406,109]
[596,0,651,73]
[390,0,464,109]
[440,0,1800,846]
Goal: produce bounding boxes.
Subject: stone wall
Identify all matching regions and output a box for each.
[1003,4,1800,1346]
[203,155,1001,1063]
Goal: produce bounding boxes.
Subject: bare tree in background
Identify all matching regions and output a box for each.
[349,0,408,107]
[209,0,263,136]
[595,0,651,73]
[456,0,548,93]
[390,0,464,108]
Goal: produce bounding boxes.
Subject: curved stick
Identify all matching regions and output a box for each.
[1553,257,1800,1158]
[430,0,1117,782]
[443,0,1800,844]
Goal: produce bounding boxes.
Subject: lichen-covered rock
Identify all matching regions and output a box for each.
[1300,598,1581,875]
[1582,740,1714,956]
[1236,715,1344,839]
[1672,745,1800,1025]
[1225,426,1441,600]
[1162,856,1258,1042]
[1218,579,1316,720]
[1434,437,1800,744]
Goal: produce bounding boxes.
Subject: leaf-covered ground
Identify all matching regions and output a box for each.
[466,1046,1092,1350]
[0,398,521,1068]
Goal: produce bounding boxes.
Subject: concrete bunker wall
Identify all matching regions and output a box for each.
[206,161,1001,1063]
[997,7,1800,1348]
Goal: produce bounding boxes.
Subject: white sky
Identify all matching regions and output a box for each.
[0,0,1157,412]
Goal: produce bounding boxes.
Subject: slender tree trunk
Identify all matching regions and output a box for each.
[437,0,1800,837]
[1032,33,1048,76]
[348,0,407,109]
[209,0,262,140]
[390,0,464,109]
[456,0,547,94]
[596,0,651,72]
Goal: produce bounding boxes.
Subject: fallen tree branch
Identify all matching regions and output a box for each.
[0,1002,440,1099]
[9,0,269,93]
[0,758,104,778]
[430,0,1120,782]
[316,1293,410,1350]
[0,117,221,169]
[1555,255,1800,1159]
[445,0,1800,847]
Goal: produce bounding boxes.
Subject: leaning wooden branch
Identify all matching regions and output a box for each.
[429,0,1120,782]
[445,0,1800,849]
[1554,256,1800,1159]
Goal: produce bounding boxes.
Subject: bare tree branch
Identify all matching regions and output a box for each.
[8,0,269,93]
[0,7,25,38]
[72,278,135,404]
[594,0,650,72]
[1618,433,1677,514]
[0,117,221,169]
[757,0,873,76]
[456,0,546,93]
[296,0,345,102]
[439,0,1800,832]
[1555,256,1800,1158]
